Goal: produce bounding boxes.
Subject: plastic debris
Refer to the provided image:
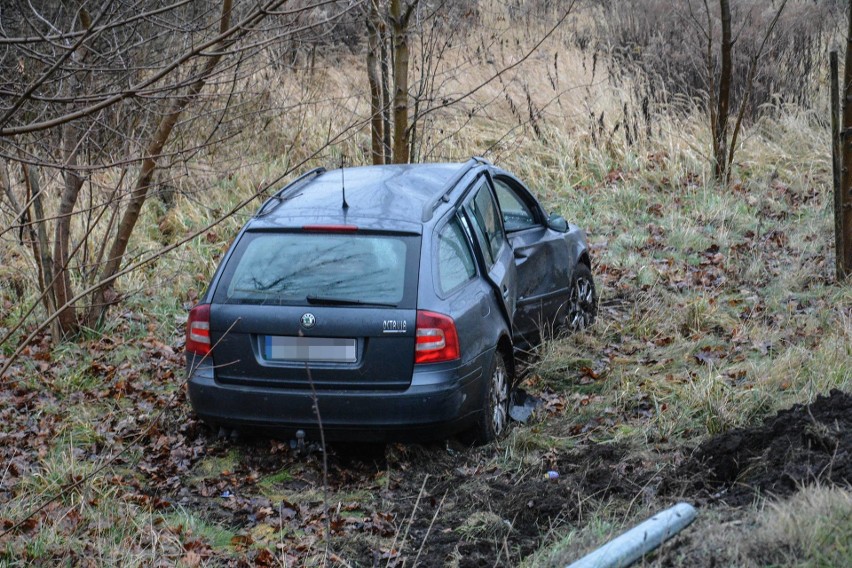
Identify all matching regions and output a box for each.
[545,471,559,480]
[221,489,233,498]
[509,388,541,423]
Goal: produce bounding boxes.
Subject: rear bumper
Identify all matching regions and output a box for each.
[186,357,485,442]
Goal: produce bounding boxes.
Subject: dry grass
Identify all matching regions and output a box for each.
[662,485,852,567]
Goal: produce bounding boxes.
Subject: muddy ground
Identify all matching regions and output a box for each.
[673,389,852,506]
[162,389,852,566]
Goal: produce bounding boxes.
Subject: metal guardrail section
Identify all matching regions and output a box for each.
[255,167,327,217]
[566,503,697,568]
[421,156,491,223]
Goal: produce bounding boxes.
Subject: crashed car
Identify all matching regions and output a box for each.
[185,158,596,443]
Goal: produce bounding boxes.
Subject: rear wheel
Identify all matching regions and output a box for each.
[465,350,510,445]
[566,264,597,332]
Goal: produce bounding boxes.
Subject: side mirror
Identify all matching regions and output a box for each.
[547,213,569,232]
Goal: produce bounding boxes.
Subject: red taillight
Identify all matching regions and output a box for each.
[302,225,358,232]
[186,304,211,356]
[414,310,460,364]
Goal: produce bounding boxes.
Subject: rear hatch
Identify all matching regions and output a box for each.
[209,229,420,390]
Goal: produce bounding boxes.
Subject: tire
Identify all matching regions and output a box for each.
[465,350,510,445]
[566,263,597,332]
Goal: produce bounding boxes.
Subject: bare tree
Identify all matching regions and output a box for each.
[711,0,732,182]
[701,0,788,183]
[88,0,239,326]
[365,0,574,165]
[365,0,419,165]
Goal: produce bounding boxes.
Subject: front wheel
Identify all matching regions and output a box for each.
[464,350,510,445]
[566,263,597,332]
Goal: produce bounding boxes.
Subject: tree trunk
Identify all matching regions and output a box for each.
[703,0,718,177]
[714,0,732,182]
[52,7,92,336]
[840,3,852,278]
[390,0,412,164]
[22,165,60,337]
[87,0,234,325]
[52,124,85,336]
[367,1,385,165]
[380,16,392,162]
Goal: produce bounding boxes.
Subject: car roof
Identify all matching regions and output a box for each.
[249,162,486,232]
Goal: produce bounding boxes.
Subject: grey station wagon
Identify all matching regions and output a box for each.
[186,158,595,443]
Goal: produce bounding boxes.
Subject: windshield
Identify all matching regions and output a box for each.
[215,231,419,307]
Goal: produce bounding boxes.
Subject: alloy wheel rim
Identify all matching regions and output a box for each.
[568,277,594,331]
[490,360,508,436]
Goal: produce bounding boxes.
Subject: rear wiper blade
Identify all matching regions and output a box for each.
[305,295,396,307]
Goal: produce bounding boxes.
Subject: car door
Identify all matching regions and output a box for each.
[433,214,493,365]
[492,174,572,345]
[459,177,517,331]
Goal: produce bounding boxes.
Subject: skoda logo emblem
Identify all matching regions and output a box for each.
[300,313,316,329]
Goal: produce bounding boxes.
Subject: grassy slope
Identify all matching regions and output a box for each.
[1,2,850,565]
[513,110,852,564]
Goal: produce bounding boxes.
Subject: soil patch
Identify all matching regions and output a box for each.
[672,389,852,506]
[385,444,643,567]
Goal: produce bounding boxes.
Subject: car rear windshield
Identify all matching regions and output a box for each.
[214,231,420,307]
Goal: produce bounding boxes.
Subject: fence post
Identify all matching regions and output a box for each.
[831,51,843,281]
[840,6,852,279]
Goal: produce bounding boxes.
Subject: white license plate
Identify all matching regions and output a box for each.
[264,336,357,363]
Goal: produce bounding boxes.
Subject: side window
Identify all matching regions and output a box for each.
[436,217,476,295]
[494,178,537,232]
[465,182,506,266]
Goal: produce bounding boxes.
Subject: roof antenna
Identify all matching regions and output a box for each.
[340,154,349,210]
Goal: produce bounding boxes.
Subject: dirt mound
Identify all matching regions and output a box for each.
[676,389,852,505]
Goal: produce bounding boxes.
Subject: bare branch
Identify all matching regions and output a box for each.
[0,1,196,45]
[0,0,117,131]
[0,0,286,136]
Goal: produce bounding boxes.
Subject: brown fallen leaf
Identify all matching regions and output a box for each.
[230,533,254,550]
